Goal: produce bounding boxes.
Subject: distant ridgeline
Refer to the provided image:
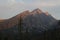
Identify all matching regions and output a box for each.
[0,8,60,40]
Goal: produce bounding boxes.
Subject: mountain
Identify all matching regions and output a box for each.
[0,10,30,30]
[0,8,58,40]
[0,8,56,30]
[20,8,57,33]
[0,19,6,22]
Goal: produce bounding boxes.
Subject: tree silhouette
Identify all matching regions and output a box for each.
[58,20,60,25]
[18,16,23,40]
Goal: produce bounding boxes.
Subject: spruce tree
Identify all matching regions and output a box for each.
[18,17,23,40]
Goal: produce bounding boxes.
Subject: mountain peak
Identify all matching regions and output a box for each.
[31,8,43,14]
[20,10,30,18]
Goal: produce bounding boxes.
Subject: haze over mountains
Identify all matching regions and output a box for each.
[0,8,60,40]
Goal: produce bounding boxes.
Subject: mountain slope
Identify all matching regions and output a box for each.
[0,10,30,30]
[0,8,58,40]
[0,8,56,33]
[20,8,56,33]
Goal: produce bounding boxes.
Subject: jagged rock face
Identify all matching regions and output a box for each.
[21,9,56,33]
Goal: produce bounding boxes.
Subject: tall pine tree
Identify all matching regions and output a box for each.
[18,16,23,40]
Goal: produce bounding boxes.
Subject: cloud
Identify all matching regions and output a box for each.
[26,2,56,8]
[0,0,60,19]
[8,0,16,5]
[0,0,26,19]
[23,0,60,7]
[0,0,16,6]
[40,2,56,7]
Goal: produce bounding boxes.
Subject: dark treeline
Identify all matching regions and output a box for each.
[0,20,60,40]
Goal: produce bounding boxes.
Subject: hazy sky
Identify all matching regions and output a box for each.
[0,0,60,20]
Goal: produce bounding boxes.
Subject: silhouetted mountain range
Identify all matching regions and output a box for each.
[0,8,60,40]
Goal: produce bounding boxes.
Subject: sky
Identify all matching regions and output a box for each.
[0,0,60,20]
